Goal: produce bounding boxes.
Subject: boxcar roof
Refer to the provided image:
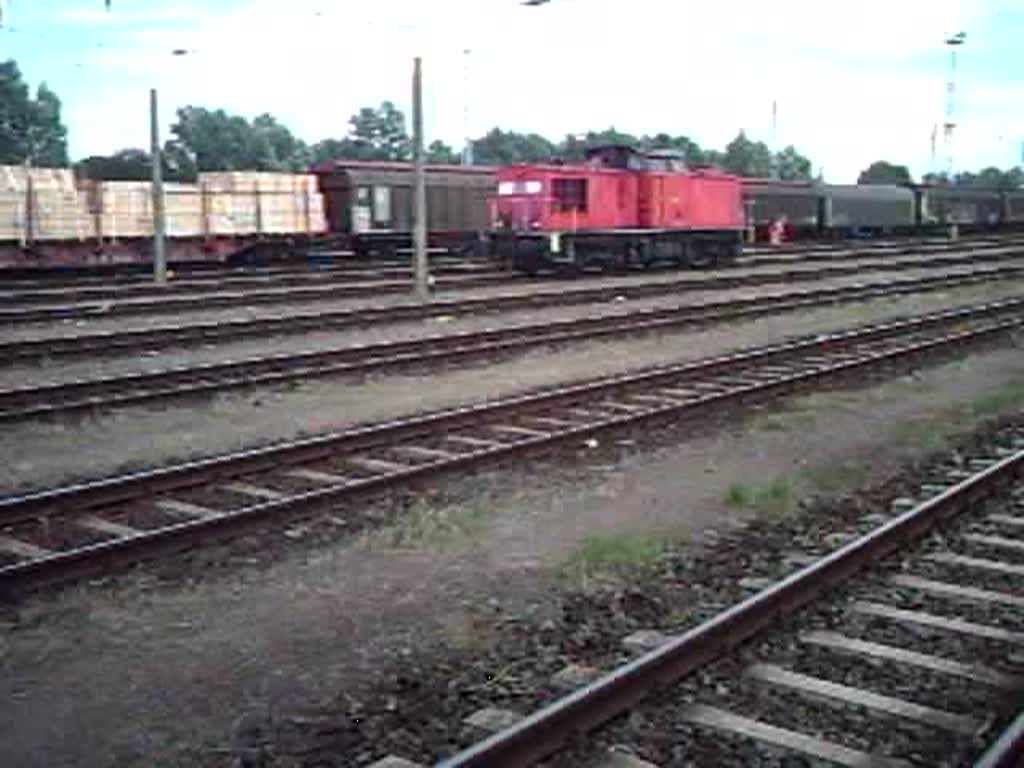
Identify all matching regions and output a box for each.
[313,160,497,189]
[312,159,497,175]
[826,184,915,201]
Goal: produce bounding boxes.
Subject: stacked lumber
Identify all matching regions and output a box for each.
[92,182,206,239]
[200,172,325,235]
[0,167,92,241]
[0,166,327,242]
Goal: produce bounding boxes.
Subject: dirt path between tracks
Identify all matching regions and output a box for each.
[0,341,1023,767]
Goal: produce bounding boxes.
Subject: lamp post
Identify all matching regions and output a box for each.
[943,31,966,241]
[412,56,429,301]
[943,31,966,180]
[150,87,166,284]
[149,48,191,285]
[462,48,473,166]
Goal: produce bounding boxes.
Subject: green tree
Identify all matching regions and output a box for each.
[31,83,69,166]
[164,107,243,173]
[163,106,311,173]
[644,133,706,165]
[472,128,556,165]
[75,148,195,182]
[959,166,1023,190]
[426,139,459,164]
[722,131,773,177]
[310,138,354,165]
[774,145,812,180]
[346,101,410,160]
[76,148,150,180]
[252,113,311,170]
[857,160,912,185]
[0,60,69,166]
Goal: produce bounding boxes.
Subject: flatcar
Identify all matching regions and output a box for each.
[0,166,326,271]
[491,146,744,273]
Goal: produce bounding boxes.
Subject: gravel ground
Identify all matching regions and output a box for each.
[1,347,1024,767]
[5,251,1016,343]
[2,279,1023,496]
[2,265,1022,392]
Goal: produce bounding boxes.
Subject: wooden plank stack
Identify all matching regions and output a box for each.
[200,172,325,235]
[0,167,93,242]
[0,166,327,242]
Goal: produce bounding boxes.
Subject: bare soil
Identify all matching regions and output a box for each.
[0,342,1023,767]
[1,277,1021,495]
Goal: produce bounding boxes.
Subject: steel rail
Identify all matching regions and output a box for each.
[0,263,506,305]
[436,446,1024,767]
[3,243,1023,324]
[0,301,1020,594]
[3,235,1016,305]
[4,250,1023,364]
[975,709,1024,768]
[0,270,520,322]
[2,267,1021,422]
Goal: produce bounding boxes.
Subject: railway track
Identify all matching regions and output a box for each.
[0,297,1022,596]
[0,269,517,321]
[2,240,1023,324]
[6,248,1024,364]
[424,426,1024,768]
[0,261,501,304]
[2,268,1021,422]
[0,251,480,289]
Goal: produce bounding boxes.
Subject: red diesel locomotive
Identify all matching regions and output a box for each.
[492,145,744,273]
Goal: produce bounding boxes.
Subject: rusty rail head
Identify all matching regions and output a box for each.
[436,450,1024,767]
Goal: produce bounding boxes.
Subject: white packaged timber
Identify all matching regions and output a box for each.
[0,167,93,241]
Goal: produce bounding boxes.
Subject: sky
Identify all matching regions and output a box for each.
[0,0,1021,183]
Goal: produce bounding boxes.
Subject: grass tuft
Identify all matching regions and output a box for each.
[363,499,485,551]
[971,381,1024,417]
[722,477,793,516]
[562,531,666,581]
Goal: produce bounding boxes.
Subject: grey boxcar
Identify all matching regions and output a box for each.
[824,185,916,233]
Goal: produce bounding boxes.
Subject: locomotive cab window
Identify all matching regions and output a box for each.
[552,178,588,212]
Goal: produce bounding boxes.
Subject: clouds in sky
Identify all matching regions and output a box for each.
[4,0,1021,181]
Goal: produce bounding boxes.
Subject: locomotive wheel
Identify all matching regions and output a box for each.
[686,239,716,269]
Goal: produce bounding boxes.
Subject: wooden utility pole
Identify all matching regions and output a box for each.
[412,56,429,301]
[150,88,167,284]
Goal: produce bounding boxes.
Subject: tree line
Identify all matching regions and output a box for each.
[857,159,1024,190]
[3,56,1019,190]
[80,103,817,183]
[1,57,814,182]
